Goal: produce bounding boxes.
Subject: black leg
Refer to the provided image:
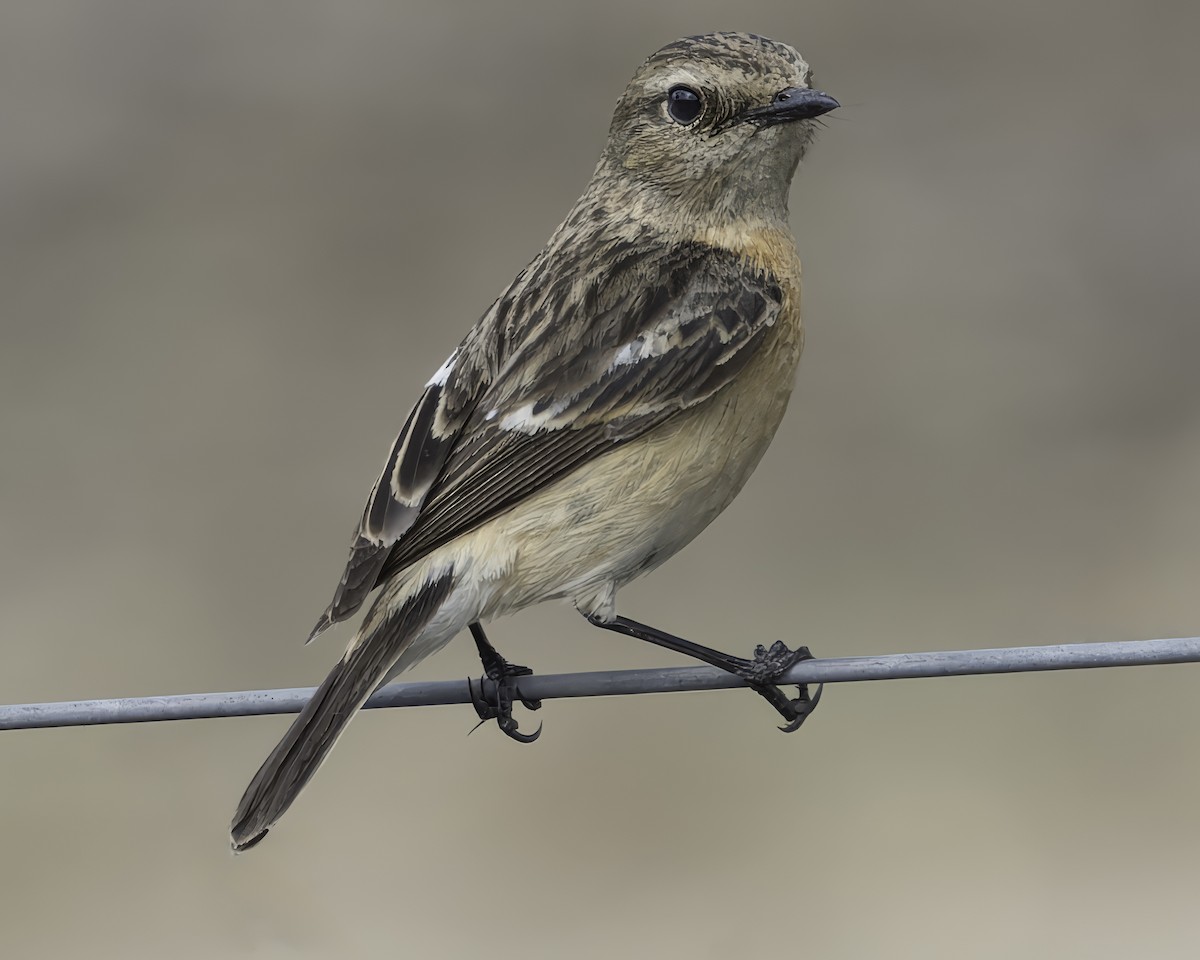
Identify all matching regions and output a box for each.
[467,622,542,743]
[586,614,822,733]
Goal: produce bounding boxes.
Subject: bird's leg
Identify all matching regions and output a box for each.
[467,622,542,743]
[586,614,822,733]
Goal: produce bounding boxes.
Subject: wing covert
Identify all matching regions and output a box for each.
[311,240,787,639]
[377,244,785,579]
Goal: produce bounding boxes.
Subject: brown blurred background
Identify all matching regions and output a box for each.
[2,1,1199,957]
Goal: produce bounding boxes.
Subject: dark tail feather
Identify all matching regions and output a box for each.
[230,569,455,851]
[305,535,396,645]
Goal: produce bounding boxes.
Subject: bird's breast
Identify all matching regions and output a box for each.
[476,277,805,620]
[692,219,803,285]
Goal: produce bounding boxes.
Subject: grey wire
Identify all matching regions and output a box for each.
[2,636,1197,731]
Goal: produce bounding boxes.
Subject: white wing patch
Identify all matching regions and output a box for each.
[611,328,677,367]
[425,349,458,388]
[609,299,727,376]
[494,313,709,434]
[498,399,570,433]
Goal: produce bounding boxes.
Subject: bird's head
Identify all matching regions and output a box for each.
[599,33,838,222]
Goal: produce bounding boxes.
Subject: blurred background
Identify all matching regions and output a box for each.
[2,1,1198,957]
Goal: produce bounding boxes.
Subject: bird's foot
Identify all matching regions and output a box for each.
[734,641,822,733]
[583,614,821,733]
[468,665,542,743]
[468,623,542,743]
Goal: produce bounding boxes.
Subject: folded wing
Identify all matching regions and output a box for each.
[311,241,785,638]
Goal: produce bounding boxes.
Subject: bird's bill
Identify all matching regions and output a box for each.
[741,87,840,126]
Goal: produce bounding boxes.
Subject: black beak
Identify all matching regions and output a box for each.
[742,87,840,127]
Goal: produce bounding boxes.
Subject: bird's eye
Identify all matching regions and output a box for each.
[666,86,702,125]
[774,89,794,103]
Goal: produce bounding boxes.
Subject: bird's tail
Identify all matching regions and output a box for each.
[230,568,456,852]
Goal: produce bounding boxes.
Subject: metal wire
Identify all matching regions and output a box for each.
[2,636,1197,731]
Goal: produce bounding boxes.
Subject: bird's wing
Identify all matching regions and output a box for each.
[306,323,495,640]
[376,242,786,580]
[310,241,786,639]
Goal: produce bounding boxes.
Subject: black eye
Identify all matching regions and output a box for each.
[667,85,702,125]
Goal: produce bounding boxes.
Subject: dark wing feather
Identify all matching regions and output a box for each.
[376,245,784,579]
[311,240,785,638]
[307,343,491,641]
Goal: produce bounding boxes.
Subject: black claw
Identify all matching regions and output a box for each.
[469,676,542,743]
[499,716,543,743]
[728,640,823,730]
[467,676,489,720]
[731,660,819,730]
[466,622,543,743]
[775,682,823,733]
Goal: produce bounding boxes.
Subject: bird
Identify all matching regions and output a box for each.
[231,31,838,851]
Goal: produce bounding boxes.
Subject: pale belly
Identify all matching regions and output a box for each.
[480,319,804,621]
